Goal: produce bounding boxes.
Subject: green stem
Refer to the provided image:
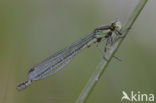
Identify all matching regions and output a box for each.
[75,0,148,103]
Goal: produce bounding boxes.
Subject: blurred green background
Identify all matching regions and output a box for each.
[0,0,155,103]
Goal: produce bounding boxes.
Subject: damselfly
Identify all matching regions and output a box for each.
[16,20,122,91]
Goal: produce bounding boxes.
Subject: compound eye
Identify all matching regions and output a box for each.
[115,21,122,30]
[111,22,116,27]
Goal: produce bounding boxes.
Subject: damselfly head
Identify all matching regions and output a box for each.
[111,20,122,31]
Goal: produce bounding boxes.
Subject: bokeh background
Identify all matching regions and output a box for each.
[0,0,155,103]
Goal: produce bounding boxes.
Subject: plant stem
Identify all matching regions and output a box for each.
[75,0,148,103]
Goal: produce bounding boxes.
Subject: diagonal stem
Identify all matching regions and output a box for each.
[75,0,148,103]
